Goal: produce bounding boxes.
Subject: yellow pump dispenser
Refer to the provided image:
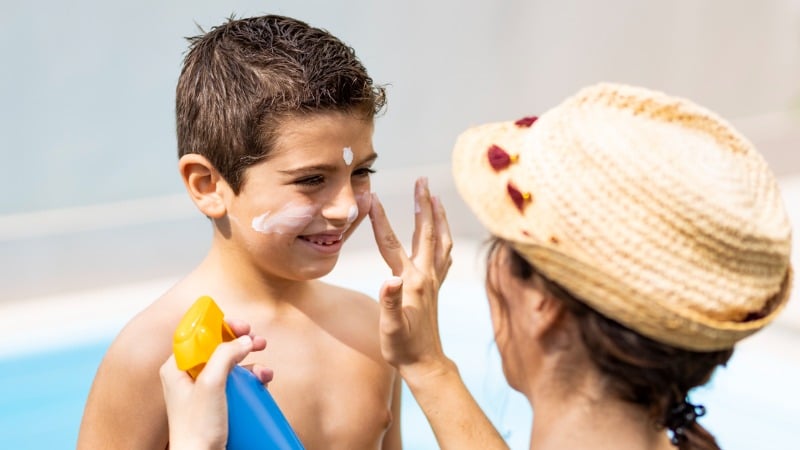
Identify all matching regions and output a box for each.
[173,295,236,379]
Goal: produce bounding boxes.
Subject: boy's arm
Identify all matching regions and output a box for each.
[77,324,171,449]
[380,374,403,450]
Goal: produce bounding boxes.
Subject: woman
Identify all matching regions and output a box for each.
[162,83,793,450]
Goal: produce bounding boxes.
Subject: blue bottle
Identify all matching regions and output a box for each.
[226,365,305,449]
[173,296,305,450]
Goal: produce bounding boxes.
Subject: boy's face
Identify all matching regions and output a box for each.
[224,111,376,281]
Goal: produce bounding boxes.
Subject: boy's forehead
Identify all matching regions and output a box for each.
[270,112,375,151]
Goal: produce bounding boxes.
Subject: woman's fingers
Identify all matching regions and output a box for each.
[378,276,411,367]
[159,354,191,389]
[251,365,275,385]
[369,193,410,276]
[379,276,406,334]
[432,196,454,281]
[411,177,436,269]
[226,318,267,351]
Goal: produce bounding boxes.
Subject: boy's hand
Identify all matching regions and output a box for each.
[159,320,272,450]
[368,177,454,381]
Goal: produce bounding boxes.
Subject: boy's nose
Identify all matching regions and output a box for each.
[323,184,358,225]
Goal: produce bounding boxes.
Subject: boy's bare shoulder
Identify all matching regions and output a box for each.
[78,289,190,448]
[97,288,191,384]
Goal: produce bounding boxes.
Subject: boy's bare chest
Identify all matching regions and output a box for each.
[239,315,395,449]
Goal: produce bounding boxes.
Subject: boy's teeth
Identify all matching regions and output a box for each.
[306,236,339,245]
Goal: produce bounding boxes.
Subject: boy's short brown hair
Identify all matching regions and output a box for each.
[176,14,386,193]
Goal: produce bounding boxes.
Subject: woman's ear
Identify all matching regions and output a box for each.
[178,154,229,219]
[522,277,568,343]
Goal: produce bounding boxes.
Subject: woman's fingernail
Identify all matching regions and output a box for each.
[237,335,252,348]
[386,276,403,287]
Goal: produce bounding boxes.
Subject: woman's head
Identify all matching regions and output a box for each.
[486,237,732,448]
[453,83,792,351]
[454,83,792,448]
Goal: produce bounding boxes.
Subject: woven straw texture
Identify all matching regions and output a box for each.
[452,83,793,351]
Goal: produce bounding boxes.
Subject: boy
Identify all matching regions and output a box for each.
[78,15,401,449]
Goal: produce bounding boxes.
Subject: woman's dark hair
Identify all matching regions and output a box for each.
[487,238,733,450]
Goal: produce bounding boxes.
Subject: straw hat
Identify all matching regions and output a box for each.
[452,83,793,351]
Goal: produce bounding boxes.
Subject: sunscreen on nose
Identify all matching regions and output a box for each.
[173,296,305,450]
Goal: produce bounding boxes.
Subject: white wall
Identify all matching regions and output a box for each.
[1,0,798,214]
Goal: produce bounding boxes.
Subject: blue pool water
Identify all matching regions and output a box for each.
[1,281,798,449]
[0,340,112,448]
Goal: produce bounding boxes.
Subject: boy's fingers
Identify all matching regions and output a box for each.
[378,276,405,336]
[411,177,435,267]
[369,193,409,276]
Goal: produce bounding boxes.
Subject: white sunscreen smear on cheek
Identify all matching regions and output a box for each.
[251,203,316,234]
[343,146,354,166]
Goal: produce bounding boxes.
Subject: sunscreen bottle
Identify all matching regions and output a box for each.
[173,296,305,450]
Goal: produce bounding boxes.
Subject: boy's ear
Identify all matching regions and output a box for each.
[178,154,229,219]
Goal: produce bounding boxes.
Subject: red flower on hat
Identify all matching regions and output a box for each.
[507,182,532,212]
[514,116,538,127]
[488,144,518,171]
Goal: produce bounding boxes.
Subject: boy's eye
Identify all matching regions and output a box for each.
[295,175,325,186]
[353,167,376,178]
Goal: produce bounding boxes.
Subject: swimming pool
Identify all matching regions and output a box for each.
[0,249,800,450]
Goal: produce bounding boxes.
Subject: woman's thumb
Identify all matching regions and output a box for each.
[200,335,253,387]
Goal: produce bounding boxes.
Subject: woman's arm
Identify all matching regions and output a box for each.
[368,178,508,450]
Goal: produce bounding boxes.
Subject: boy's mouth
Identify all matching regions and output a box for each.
[299,233,344,246]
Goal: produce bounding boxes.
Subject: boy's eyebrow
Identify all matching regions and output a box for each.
[278,152,379,175]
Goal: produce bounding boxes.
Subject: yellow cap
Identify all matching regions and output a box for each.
[173,296,236,378]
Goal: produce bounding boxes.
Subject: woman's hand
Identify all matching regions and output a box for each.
[370,178,507,449]
[159,320,271,450]
[369,177,453,380]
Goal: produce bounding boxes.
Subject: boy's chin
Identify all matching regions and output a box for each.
[292,257,340,281]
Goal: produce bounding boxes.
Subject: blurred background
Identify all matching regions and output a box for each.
[1,1,799,449]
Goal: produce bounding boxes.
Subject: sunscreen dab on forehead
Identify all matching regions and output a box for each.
[251,202,316,234]
[343,147,354,166]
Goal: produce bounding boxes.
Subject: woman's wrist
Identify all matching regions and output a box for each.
[169,432,225,450]
[399,356,459,391]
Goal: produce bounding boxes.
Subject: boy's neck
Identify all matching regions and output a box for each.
[195,241,317,308]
